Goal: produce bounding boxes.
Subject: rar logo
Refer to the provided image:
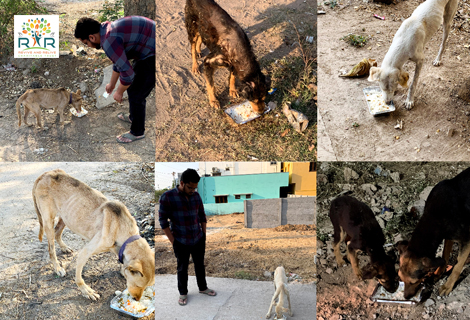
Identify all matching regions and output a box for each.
[18,17,55,50]
[14,15,59,58]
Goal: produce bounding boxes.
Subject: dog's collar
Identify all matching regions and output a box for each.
[118,235,141,264]
[69,93,72,105]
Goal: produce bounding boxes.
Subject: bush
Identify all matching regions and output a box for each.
[0,0,47,58]
[98,0,124,23]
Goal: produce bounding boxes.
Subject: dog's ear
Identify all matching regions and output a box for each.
[362,263,378,279]
[126,260,144,277]
[368,67,381,82]
[240,82,254,97]
[398,71,409,88]
[421,257,446,272]
[396,240,409,255]
[76,89,81,95]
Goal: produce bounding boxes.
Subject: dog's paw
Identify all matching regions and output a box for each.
[209,99,221,109]
[404,100,414,110]
[336,258,347,267]
[289,311,293,317]
[265,313,271,319]
[60,245,73,254]
[229,89,239,98]
[79,284,100,301]
[55,266,66,277]
[432,59,441,66]
[439,283,454,296]
[192,65,201,75]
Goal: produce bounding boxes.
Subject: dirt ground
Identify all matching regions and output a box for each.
[155,0,316,162]
[316,162,470,320]
[0,0,155,162]
[0,162,155,320]
[317,0,470,161]
[155,213,316,284]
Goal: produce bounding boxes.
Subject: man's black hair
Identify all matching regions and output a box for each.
[181,169,200,184]
[74,17,101,40]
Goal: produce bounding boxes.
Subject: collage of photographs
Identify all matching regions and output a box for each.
[0,0,469,319]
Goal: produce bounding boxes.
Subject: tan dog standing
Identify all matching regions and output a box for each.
[33,169,155,301]
[266,266,293,319]
[16,88,83,128]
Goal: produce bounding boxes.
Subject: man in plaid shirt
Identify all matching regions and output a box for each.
[159,169,217,306]
[74,16,155,143]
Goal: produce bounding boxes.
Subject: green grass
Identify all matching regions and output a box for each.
[234,271,257,280]
[341,34,368,47]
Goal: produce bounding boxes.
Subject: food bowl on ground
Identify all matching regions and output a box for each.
[370,281,422,305]
[110,286,155,318]
[224,100,271,124]
[363,86,395,116]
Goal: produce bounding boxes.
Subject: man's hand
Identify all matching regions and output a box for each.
[163,227,175,245]
[105,83,115,94]
[113,91,123,103]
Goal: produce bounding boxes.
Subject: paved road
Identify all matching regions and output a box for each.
[156,274,316,320]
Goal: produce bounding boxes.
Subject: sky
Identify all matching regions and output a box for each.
[155,162,199,190]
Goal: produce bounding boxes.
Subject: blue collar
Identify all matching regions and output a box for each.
[118,235,141,264]
[69,93,72,105]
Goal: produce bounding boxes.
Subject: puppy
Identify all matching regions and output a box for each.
[16,87,83,128]
[266,266,293,319]
[368,0,458,109]
[397,167,470,298]
[185,0,269,113]
[329,195,398,292]
[33,169,155,301]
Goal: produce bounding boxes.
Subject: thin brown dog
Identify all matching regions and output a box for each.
[184,0,269,113]
[33,169,155,301]
[16,88,83,128]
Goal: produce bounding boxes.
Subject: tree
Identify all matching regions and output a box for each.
[124,0,155,20]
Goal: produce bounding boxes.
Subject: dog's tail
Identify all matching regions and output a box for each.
[32,175,44,242]
[16,94,25,127]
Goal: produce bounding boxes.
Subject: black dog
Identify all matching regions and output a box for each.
[184,0,269,113]
[329,195,398,292]
[397,167,470,298]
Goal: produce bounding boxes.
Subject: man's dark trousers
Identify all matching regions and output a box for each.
[173,235,208,295]
[127,55,155,136]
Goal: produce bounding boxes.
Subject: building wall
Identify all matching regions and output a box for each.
[198,172,289,215]
[282,162,317,196]
[199,162,281,176]
[244,197,316,228]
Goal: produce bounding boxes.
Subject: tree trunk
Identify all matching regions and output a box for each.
[124,0,155,20]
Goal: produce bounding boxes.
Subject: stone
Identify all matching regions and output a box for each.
[264,271,272,278]
[325,268,333,274]
[361,183,377,195]
[376,216,386,229]
[318,174,328,185]
[424,298,435,307]
[390,172,400,183]
[344,167,359,181]
[95,65,128,109]
[320,258,328,266]
[79,82,88,93]
[382,210,394,221]
[419,186,434,201]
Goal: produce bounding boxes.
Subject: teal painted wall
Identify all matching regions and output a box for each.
[198,172,289,215]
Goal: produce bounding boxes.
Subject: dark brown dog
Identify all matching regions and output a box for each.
[329,195,398,292]
[397,167,470,299]
[184,0,269,113]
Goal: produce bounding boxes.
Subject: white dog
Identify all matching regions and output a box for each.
[266,266,293,319]
[368,0,458,109]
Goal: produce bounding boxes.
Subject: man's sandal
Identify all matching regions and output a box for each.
[178,295,188,306]
[199,289,217,296]
[117,112,132,123]
[116,132,145,143]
